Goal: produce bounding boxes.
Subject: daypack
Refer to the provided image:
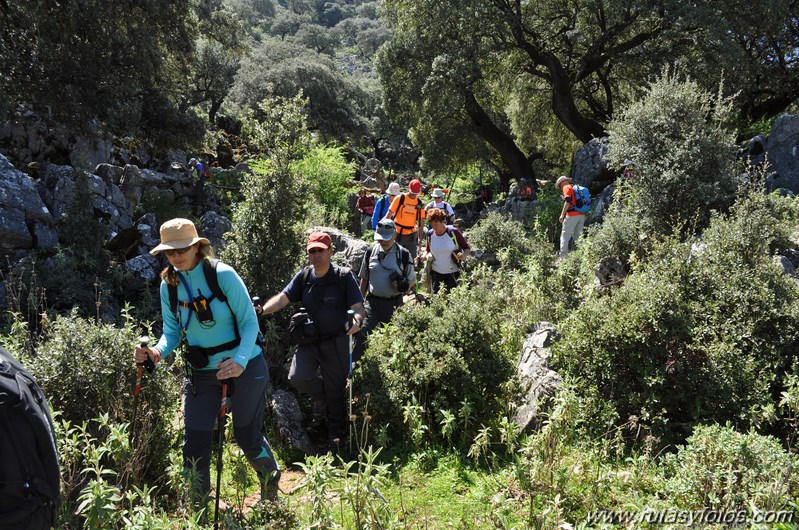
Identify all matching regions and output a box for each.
[167,259,245,360]
[202,164,211,178]
[362,243,412,282]
[298,265,353,337]
[426,226,464,268]
[0,346,60,530]
[394,193,423,231]
[572,184,591,213]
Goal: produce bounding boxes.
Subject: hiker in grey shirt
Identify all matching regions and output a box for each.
[358,219,416,336]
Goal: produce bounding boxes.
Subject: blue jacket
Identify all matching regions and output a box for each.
[371,195,391,229]
[154,261,261,370]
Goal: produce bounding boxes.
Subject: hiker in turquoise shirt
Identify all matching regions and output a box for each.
[133,218,280,502]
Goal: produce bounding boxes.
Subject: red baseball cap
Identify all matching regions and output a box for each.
[307,231,332,251]
[409,179,422,194]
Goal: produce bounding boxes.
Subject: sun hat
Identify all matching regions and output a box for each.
[409,179,422,194]
[150,218,210,255]
[189,158,197,165]
[555,176,572,188]
[387,182,401,196]
[431,188,445,198]
[374,220,397,241]
[307,231,332,251]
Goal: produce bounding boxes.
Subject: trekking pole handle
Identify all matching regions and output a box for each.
[347,309,356,330]
[139,337,155,373]
[251,295,262,313]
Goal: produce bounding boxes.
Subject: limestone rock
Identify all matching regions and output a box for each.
[271,389,315,455]
[199,211,232,253]
[513,323,563,432]
[0,153,56,258]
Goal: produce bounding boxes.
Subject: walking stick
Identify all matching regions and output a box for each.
[346,309,355,454]
[214,366,232,530]
[130,336,153,446]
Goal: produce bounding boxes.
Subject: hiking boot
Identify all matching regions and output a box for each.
[261,469,281,502]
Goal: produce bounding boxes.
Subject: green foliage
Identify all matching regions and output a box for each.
[663,424,799,511]
[228,37,370,141]
[224,93,309,301]
[605,70,738,237]
[22,311,180,484]
[467,211,534,268]
[292,144,355,227]
[359,284,515,447]
[555,189,799,444]
[0,0,201,140]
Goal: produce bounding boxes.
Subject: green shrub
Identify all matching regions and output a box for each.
[292,144,355,228]
[467,211,533,268]
[663,424,799,511]
[605,69,738,238]
[553,241,701,443]
[358,282,515,448]
[22,310,181,483]
[583,179,660,266]
[225,93,309,300]
[554,190,799,445]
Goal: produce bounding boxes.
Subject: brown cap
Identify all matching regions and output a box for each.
[306,231,332,251]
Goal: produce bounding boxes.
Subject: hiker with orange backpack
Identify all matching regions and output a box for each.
[384,179,426,261]
[132,218,280,504]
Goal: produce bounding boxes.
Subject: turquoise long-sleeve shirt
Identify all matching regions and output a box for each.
[153,260,261,370]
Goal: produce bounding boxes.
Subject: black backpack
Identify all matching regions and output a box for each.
[0,346,60,530]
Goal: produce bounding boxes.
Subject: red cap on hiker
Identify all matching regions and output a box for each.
[307,232,332,251]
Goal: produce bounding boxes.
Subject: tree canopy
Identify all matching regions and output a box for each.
[377,0,799,184]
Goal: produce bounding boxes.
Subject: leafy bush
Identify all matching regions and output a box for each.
[605,70,738,238]
[555,189,799,444]
[583,179,660,266]
[359,282,515,447]
[467,211,534,268]
[22,310,181,484]
[292,144,355,227]
[225,93,309,300]
[663,424,799,511]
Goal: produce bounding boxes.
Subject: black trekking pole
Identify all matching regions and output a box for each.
[130,336,154,446]
[214,365,233,530]
[346,309,355,454]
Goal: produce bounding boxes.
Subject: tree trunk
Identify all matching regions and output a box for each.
[463,90,540,189]
[549,67,606,143]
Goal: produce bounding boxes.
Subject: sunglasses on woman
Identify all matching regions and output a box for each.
[165,246,193,257]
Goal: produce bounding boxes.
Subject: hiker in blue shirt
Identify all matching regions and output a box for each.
[134,218,280,502]
[371,182,401,230]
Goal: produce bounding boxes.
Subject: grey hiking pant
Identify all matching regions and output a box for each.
[288,334,350,444]
[397,232,419,260]
[183,354,278,494]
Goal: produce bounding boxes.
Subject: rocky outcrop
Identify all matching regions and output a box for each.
[199,211,233,253]
[271,389,315,455]
[594,256,627,292]
[513,322,563,432]
[570,137,614,191]
[764,114,799,193]
[0,154,57,261]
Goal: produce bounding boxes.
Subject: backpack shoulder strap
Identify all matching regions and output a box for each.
[203,258,225,303]
[168,282,176,314]
[447,227,460,251]
[397,244,411,273]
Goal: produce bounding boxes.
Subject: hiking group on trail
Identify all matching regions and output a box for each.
[2,174,585,521]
